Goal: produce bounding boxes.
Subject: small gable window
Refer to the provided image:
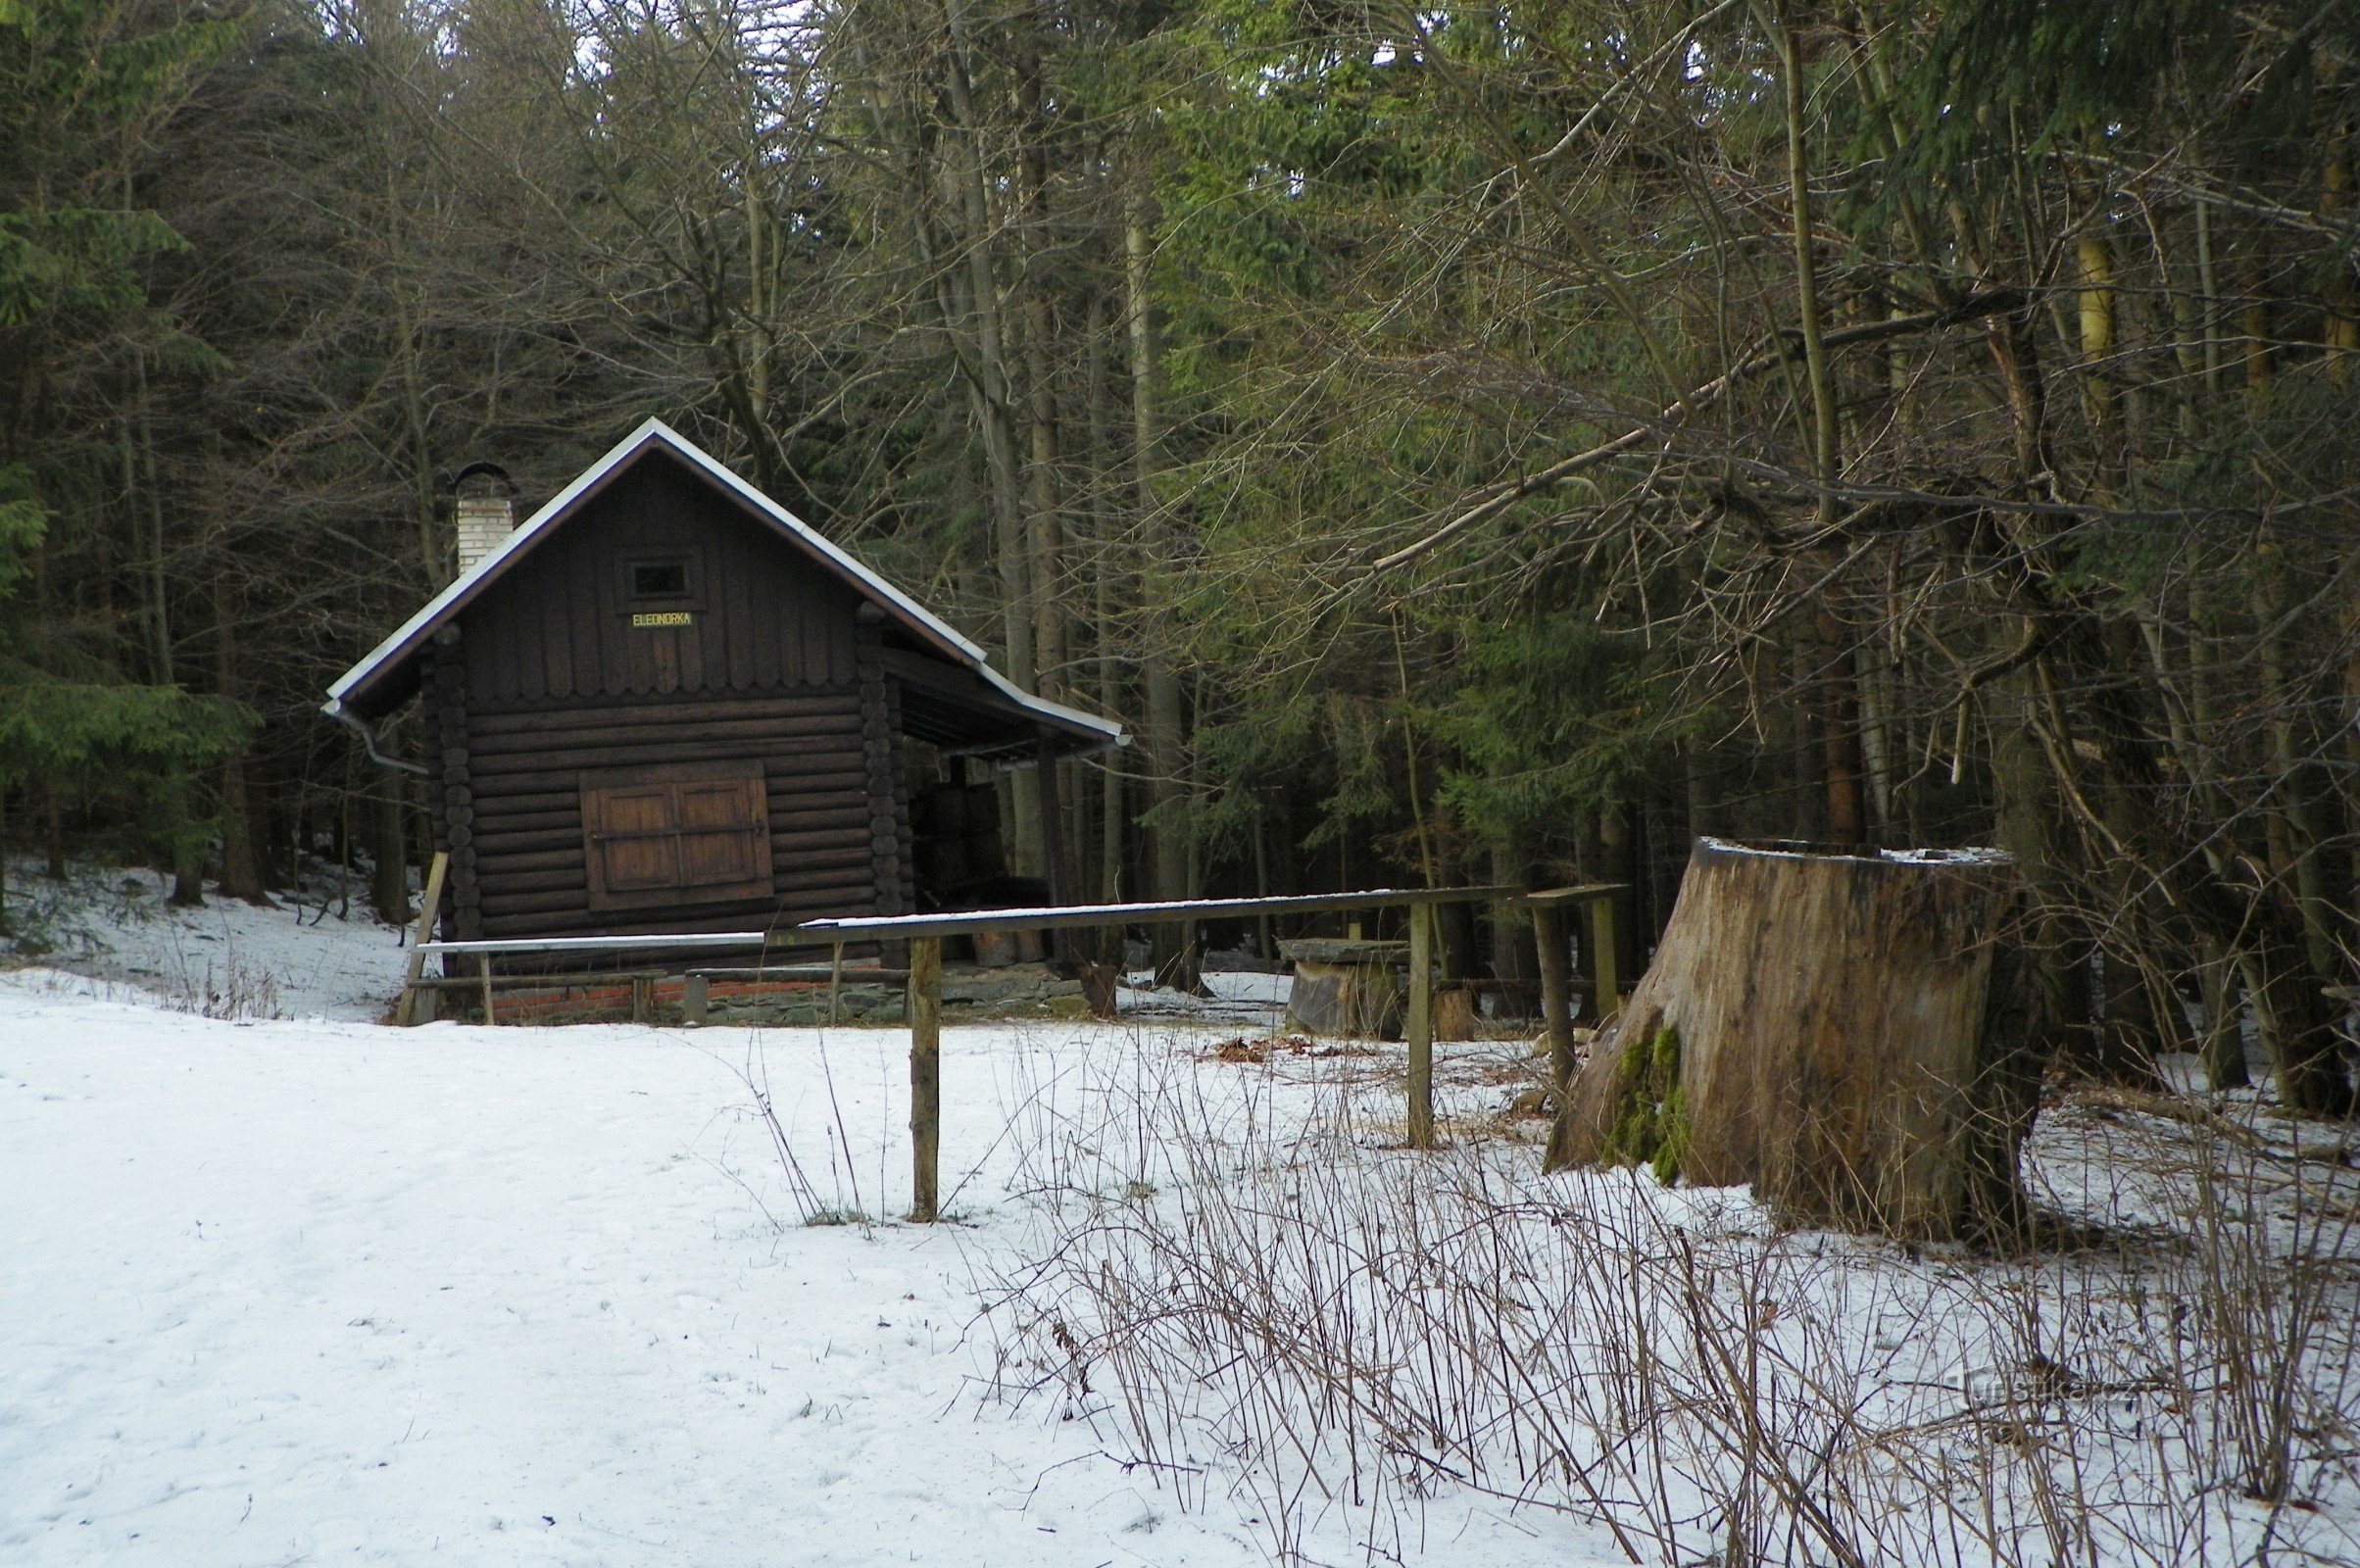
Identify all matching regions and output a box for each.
[630,559,690,599]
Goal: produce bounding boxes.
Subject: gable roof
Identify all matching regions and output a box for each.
[322,417,1124,756]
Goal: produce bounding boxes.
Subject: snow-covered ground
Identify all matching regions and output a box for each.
[1119,968,1292,1026]
[0,977,1599,1566]
[5,864,2357,1567]
[0,857,409,1021]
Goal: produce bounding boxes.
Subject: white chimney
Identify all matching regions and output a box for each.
[452,468,516,574]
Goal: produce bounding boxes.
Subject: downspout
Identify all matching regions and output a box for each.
[324,699,428,776]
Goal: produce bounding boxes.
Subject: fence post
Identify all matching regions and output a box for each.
[1407,902,1435,1149]
[1532,902,1576,1088]
[908,936,942,1221]
[682,972,709,1027]
[1585,895,1621,1022]
[477,953,496,1025]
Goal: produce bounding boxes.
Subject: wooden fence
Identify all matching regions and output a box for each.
[400,876,1625,1222]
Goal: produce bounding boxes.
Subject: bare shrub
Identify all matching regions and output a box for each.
[706,1032,876,1230]
[163,954,283,1021]
[977,1043,2360,1566]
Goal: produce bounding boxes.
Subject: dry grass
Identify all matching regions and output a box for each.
[972,1038,2360,1567]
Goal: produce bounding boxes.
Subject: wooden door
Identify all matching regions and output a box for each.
[581,760,771,910]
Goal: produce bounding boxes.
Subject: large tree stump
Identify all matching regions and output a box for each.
[1546,839,2047,1241]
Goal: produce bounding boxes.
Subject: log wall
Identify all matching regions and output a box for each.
[413,448,926,945]
[445,690,891,938]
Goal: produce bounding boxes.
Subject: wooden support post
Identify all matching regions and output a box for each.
[1585,896,1621,1023]
[908,937,942,1222]
[682,972,709,1027]
[827,942,845,1028]
[477,953,496,1025]
[394,851,450,1027]
[631,974,653,1024]
[1406,903,1435,1150]
[1532,901,1576,1089]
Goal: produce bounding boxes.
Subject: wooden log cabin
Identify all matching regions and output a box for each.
[323,418,1123,952]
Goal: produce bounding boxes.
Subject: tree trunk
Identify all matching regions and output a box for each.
[1127,196,1197,990]
[212,583,270,906]
[938,11,1042,878]
[165,772,206,906]
[1084,284,1128,908]
[44,782,66,880]
[371,770,412,925]
[1775,12,1870,847]
[1548,839,2046,1242]
[216,757,270,906]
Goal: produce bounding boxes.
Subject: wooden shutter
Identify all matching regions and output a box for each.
[581,760,771,911]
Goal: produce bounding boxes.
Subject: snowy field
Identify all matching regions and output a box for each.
[0,988,1349,1567]
[6,866,2360,1567]
[0,858,410,1022]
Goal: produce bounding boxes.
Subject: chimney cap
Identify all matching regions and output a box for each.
[443,460,516,496]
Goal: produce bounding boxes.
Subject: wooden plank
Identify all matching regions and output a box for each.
[467,711,864,757]
[482,885,757,918]
[474,824,870,879]
[686,965,909,982]
[541,533,574,700]
[907,936,942,1223]
[421,931,768,956]
[465,797,578,823]
[762,826,877,855]
[720,519,755,688]
[395,851,451,1027]
[793,885,1515,941]
[1406,902,1435,1151]
[471,847,583,875]
[478,953,497,1026]
[762,807,875,834]
[486,885,819,919]
[479,884,871,937]
[470,737,860,780]
[1514,882,1630,907]
[568,523,603,702]
[409,968,665,988]
[470,813,582,840]
[472,764,868,800]
[460,797,864,851]
[762,788,877,815]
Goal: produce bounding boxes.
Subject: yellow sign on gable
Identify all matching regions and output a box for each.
[630,611,694,628]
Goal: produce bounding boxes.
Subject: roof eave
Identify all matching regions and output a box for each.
[974,665,1128,751]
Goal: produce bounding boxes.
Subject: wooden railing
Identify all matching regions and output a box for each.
[397,876,1627,1222]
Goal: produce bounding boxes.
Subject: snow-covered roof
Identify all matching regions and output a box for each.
[321,417,1124,755]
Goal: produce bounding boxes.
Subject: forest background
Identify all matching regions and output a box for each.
[5,0,2358,1108]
